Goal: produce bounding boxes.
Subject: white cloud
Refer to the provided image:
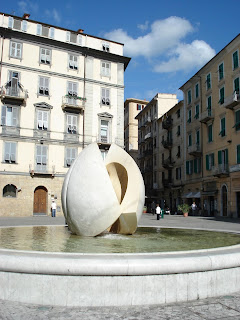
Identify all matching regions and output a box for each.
[154,40,215,73]
[18,0,38,14]
[137,21,149,31]
[104,16,215,74]
[45,9,61,24]
[105,16,194,58]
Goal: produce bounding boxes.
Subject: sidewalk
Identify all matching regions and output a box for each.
[0,213,240,319]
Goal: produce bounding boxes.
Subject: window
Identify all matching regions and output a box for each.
[36,25,54,38]
[195,104,199,119]
[101,88,110,105]
[208,124,213,142]
[49,27,55,39]
[68,54,78,70]
[187,90,192,104]
[195,83,199,99]
[4,142,17,163]
[206,153,214,170]
[66,113,77,134]
[218,149,228,166]
[3,184,17,198]
[66,31,81,44]
[1,105,18,126]
[187,109,192,123]
[22,20,27,32]
[38,77,49,96]
[234,77,239,94]
[10,41,22,59]
[218,63,224,81]
[219,117,226,137]
[176,109,180,118]
[186,160,193,175]
[36,24,42,35]
[206,73,211,90]
[137,104,141,111]
[177,125,181,136]
[188,133,192,147]
[196,130,200,145]
[36,145,47,172]
[207,96,212,115]
[237,145,240,164]
[40,48,51,64]
[219,87,224,105]
[37,109,49,130]
[234,110,240,131]
[100,120,109,143]
[233,51,239,70]
[65,148,77,167]
[177,145,181,158]
[6,71,21,97]
[8,17,27,32]
[176,167,181,180]
[102,42,110,52]
[101,61,111,77]
[194,158,201,174]
[67,81,78,105]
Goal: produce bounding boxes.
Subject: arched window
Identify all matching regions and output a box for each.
[3,184,17,198]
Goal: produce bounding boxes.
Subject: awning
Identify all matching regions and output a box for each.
[193,191,201,198]
[182,192,193,198]
[201,190,218,196]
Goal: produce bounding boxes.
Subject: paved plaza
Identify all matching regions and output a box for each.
[0,213,240,319]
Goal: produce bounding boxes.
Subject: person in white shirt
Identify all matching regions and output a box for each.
[156,204,161,220]
[51,200,56,217]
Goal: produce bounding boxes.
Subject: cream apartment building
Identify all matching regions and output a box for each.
[156,100,184,211]
[135,93,178,209]
[124,98,148,163]
[0,12,130,216]
[180,33,240,217]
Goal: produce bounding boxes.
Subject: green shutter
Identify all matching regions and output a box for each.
[206,155,209,171]
[237,145,240,164]
[234,77,239,93]
[218,150,222,165]
[212,153,215,167]
[225,149,228,164]
[233,51,239,69]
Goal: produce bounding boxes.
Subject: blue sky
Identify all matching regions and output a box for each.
[2,0,240,101]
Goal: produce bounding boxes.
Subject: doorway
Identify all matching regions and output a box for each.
[222,185,228,217]
[33,186,48,215]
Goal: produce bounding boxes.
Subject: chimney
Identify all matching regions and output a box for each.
[23,13,30,19]
[77,29,84,34]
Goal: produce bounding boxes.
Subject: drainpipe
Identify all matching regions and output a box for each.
[0,35,4,89]
[82,51,87,149]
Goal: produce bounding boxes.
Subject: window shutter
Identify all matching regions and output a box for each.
[36,145,42,164]
[186,161,189,174]
[12,107,18,127]
[66,148,71,165]
[106,63,110,76]
[49,27,55,39]
[72,115,77,131]
[22,20,27,32]
[37,24,42,35]
[77,34,82,45]
[10,143,16,162]
[5,142,10,161]
[43,111,48,129]
[1,106,6,125]
[225,149,228,164]
[234,77,239,93]
[72,82,78,96]
[218,151,222,165]
[66,31,70,42]
[237,145,240,164]
[42,146,47,165]
[72,148,76,162]
[8,17,13,28]
[206,155,209,171]
[16,43,21,59]
[37,110,43,128]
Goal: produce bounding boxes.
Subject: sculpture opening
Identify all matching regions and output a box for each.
[61,143,145,237]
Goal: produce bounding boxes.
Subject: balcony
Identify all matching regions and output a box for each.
[162,117,173,130]
[162,178,173,188]
[188,143,202,156]
[162,138,172,149]
[144,116,152,126]
[222,91,240,110]
[162,158,174,168]
[30,164,55,177]
[97,135,111,145]
[144,132,152,140]
[199,109,214,123]
[62,95,86,111]
[0,86,28,103]
[212,164,229,177]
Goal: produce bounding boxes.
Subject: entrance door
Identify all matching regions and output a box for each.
[33,186,47,215]
[222,185,227,217]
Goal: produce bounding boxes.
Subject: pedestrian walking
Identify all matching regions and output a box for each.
[51,200,56,217]
[156,204,162,220]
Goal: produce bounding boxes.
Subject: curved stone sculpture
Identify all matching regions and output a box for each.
[61,143,145,236]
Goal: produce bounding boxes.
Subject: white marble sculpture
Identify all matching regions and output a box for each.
[61,143,145,236]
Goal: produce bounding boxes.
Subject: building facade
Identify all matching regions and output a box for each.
[124,98,148,163]
[0,12,130,216]
[156,101,184,212]
[180,34,240,217]
[135,93,178,210]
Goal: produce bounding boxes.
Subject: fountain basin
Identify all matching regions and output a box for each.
[1,231,240,306]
